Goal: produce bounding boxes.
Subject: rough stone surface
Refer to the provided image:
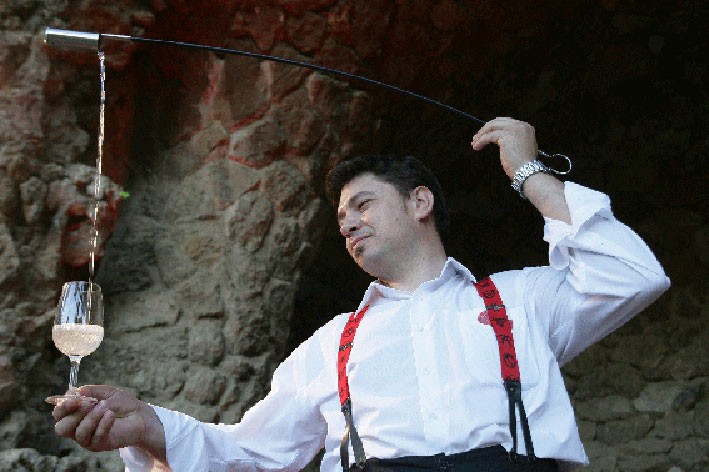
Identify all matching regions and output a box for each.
[0,220,20,286]
[634,381,686,413]
[188,319,225,366]
[0,1,706,471]
[0,355,16,415]
[576,395,634,421]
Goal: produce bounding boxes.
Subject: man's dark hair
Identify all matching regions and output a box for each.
[326,155,450,245]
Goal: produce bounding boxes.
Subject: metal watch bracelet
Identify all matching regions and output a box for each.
[511,160,549,199]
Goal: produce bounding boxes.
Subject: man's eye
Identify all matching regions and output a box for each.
[358,199,371,209]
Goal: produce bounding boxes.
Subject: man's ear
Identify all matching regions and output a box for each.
[410,186,435,221]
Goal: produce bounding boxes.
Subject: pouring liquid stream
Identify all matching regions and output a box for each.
[88,51,105,297]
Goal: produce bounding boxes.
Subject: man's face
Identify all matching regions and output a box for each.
[337,173,417,277]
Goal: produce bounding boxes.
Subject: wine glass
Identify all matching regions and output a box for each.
[46,281,104,405]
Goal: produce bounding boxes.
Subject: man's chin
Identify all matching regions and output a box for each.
[353,252,386,278]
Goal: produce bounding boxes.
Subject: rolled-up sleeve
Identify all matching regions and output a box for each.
[523,182,671,366]
[120,337,328,472]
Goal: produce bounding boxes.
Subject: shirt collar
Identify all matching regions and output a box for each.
[354,257,476,313]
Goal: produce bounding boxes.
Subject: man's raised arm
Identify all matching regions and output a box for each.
[471,116,572,224]
[471,116,670,364]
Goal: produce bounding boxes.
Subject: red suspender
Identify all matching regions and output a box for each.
[337,276,536,471]
[338,306,369,407]
[472,277,520,383]
[338,306,369,471]
[473,276,535,463]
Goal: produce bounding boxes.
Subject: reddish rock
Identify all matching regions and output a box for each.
[325,3,352,43]
[286,11,329,54]
[261,160,308,212]
[189,123,229,158]
[0,31,31,87]
[102,72,136,185]
[222,50,271,126]
[41,166,124,267]
[315,37,359,73]
[305,72,349,119]
[224,191,274,252]
[272,88,327,155]
[228,115,285,168]
[259,46,310,102]
[230,5,285,52]
[129,10,156,28]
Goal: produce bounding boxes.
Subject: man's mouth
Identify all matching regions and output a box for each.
[349,236,369,252]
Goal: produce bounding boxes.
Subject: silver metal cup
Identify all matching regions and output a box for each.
[44,27,100,51]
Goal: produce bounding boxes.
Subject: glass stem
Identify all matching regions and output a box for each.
[69,356,82,392]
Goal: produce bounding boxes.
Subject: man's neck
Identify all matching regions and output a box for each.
[378,245,448,293]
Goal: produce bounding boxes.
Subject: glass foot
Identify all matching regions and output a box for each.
[45,391,99,406]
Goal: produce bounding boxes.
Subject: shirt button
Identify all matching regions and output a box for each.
[416,326,424,332]
[422,368,430,375]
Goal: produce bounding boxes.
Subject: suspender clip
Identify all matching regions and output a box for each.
[508,450,535,464]
[503,380,536,464]
[507,451,535,465]
[340,398,367,471]
[504,380,522,400]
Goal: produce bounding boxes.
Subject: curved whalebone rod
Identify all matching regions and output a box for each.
[43,27,571,174]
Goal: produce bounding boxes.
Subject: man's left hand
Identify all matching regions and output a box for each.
[471,117,538,180]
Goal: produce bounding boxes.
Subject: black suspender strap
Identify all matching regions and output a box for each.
[340,398,367,470]
[504,380,536,462]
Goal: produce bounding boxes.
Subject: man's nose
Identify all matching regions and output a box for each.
[339,215,360,237]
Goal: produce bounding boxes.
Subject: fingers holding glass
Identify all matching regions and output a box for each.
[74,400,109,448]
[90,409,116,450]
[53,398,97,438]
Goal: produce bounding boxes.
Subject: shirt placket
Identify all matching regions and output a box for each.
[409,292,447,444]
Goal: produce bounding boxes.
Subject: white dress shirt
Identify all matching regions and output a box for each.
[120,182,670,472]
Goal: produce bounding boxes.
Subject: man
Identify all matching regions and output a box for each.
[51,118,670,471]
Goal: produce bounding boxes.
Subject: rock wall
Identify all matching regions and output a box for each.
[0,1,707,471]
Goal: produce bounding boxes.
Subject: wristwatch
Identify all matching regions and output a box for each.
[511,160,549,199]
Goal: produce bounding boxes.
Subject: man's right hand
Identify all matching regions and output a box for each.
[51,385,166,461]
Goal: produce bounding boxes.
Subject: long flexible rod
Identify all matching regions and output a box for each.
[121,35,489,125]
[44,27,571,171]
